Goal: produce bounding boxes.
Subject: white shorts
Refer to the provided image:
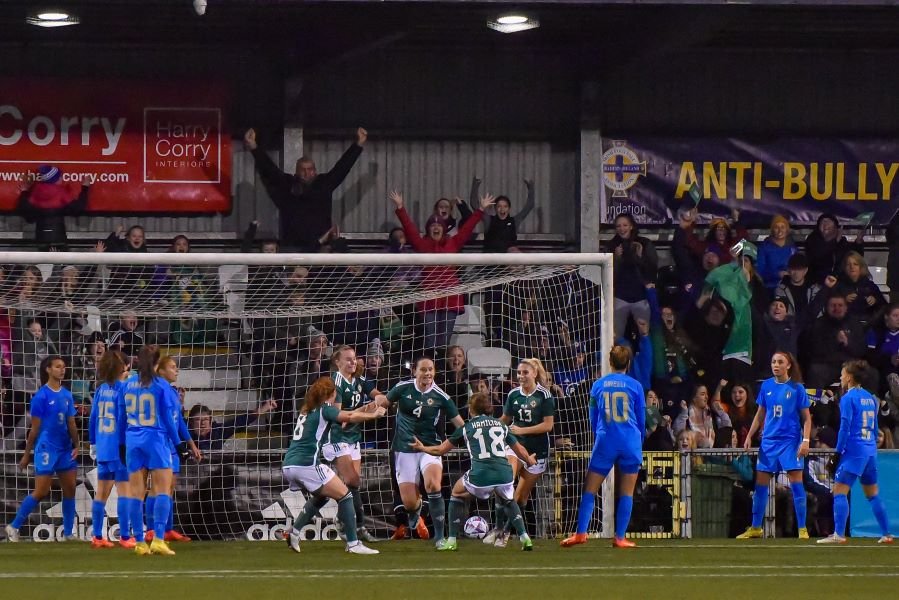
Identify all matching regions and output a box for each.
[394,451,442,485]
[519,457,547,475]
[322,442,361,462]
[282,464,336,494]
[462,471,514,501]
[504,445,517,458]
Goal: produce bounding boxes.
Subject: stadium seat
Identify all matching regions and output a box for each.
[219,264,248,316]
[870,266,890,295]
[177,369,241,390]
[453,304,487,336]
[449,333,485,354]
[184,389,259,412]
[467,346,512,377]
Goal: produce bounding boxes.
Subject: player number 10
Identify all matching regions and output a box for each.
[603,391,629,423]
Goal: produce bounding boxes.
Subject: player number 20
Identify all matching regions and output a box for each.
[472,426,506,459]
[125,393,157,427]
[603,391,629,423]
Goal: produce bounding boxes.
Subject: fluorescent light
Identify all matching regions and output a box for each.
[36,11,69,20]
[26,11,79,27]
[497,15,528,25]
[487,15,539,34]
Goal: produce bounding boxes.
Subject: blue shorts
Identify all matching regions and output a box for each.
[97,459,130,482]
[835,453,878,486]
[126,434,173,473]
[33,444,77,476]
[588,437,642,476]
[171,451,180,475]
[756,441,802,474]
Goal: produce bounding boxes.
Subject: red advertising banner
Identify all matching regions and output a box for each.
[0,80,232,214]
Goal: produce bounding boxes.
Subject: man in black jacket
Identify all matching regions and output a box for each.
[805,294,866,387]
[244,127,367,251]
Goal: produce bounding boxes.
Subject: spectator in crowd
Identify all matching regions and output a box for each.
[71,332,106,384]
[864,302,899,396]
[805,295,866,387]
[648,285,696,415]
[440,345,469,410]
[877,427,896,449]
[673,383,732,445]
[719,381,757,447]
[554,342,589,396]
[389,190,491,350]
[98,224,159,299]
[103,224,147,253]
[107,311,145,363]
[11,318,59,394]
[430,196,472,237]
[187,400,278,452]
[804,213,864,284]
[775,253,824,324]
[9,265,43,330]
[805,426,835,537]
[244,127,366,251]
[886,209,899,298]
[682,292,732,389]
[680,208,749,265]
[156,234,219,346]
[833,251,885,322]
[16,165,90,251]
[643,389,675,451]
[606,214,658,338]
[703,248,756,384]
[619,318,653,394]
[241,220,281,254]
[471,177,536,253]
[756,215,797,292]
[508,309,550,365]
[754,297,800,375]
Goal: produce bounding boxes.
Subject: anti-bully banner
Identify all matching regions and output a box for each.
[0,80,232,214]
[602,138,899,226]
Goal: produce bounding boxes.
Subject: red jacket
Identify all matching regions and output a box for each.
[396,206,484,313]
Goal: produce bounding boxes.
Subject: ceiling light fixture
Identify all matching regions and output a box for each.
[26,10,79,27]
[488,13,539,34]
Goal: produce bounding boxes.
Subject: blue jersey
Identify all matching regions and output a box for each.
[118,376,181,447]
[89,381,126,462]
[836,387,878,458]
[30,385,76,451]
[155,377,192,453]
[589,373,645,444]
[756,378,810,444]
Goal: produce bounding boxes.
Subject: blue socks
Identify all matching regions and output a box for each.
[11,495,39,529]
[751,483,768,528]
[575,492,596,535]
[166,497,174,534]
[117,496,131,540]
[130,498,145,542]
[834,493,849,537]
[145,495,156,533]
[868,495,891,537]
[790,482,807,531]
[62,498,76,537]
[91,500,105,539]
[615,495,634,539]
[154,495,172,540]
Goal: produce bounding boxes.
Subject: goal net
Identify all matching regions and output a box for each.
[0,251,614,542]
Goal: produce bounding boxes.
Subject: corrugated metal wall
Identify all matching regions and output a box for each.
[304,138,577,238]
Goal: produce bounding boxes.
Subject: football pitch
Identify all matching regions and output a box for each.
[0,539,897,600]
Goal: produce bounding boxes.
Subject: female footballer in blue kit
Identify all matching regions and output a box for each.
[562,345,644,548]
[88,350,133,548]
[818,360,893,544]
[6,356,80,542]
[120,346,183,556]
[738,351,811,539]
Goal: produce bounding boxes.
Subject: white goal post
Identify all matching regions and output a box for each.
[0,251,615,541]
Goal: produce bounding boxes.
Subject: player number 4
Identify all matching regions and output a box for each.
[412,405,423,418]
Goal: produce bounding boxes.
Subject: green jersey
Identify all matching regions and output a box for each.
[283,404,341,467]
[388,380,459,453]
[449,415,519,487]
[502,385,555,459]
[327,372,367,445]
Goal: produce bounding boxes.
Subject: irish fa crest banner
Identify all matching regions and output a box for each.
[601,138,899,226]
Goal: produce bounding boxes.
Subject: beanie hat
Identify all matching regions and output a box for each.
[709,217,729,231]
[366,337,385,362]
[770,214,790,231]
[36,165,61,184]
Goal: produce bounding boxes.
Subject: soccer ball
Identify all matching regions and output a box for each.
[463,516,489,539]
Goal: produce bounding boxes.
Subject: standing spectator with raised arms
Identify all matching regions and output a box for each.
[756,215,797,293]
[606,213,658,338]
[244,127,367,251]
[16,165,91,251]
[389,190,492,350]
[470,177,536,253]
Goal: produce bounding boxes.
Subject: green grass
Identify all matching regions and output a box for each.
[0,538,897,600]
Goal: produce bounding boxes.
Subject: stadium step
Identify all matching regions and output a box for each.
[176,369,241,390]
[184,389,259,411]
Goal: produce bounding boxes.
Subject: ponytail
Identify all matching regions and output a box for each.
[137,346,160,386]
